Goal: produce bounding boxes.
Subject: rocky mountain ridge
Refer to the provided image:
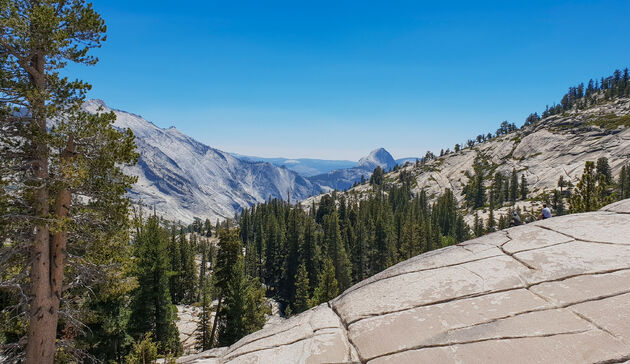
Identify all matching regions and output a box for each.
[84,100,322,223]
[304,97,630,221]
[83,100,398,223]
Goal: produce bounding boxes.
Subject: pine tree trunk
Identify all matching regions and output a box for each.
[25,68,75,362]
[24,51,56,364]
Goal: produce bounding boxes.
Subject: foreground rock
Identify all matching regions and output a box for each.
[184,200,630,363]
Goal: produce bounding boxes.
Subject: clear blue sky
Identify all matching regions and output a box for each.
[68,0,630,160]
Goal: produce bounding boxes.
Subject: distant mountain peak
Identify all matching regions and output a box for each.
[84,98,108,109]
[358,148,396,170]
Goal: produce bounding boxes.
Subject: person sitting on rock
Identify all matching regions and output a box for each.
[510,211,522,226]
[538,204,552,220]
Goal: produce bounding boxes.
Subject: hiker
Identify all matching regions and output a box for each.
[511,211,522,226]
[538,204,552,220]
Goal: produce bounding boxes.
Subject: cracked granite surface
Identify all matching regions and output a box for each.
[181,199,630,364]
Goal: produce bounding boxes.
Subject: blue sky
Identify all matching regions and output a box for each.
[68,0,630,160]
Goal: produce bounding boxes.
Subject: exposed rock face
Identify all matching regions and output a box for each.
[304,98,630,223]
[83,100,321,223]
[183,199,630,363]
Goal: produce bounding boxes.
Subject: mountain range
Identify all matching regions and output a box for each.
[234,153,417,177]
[83,100,398,223]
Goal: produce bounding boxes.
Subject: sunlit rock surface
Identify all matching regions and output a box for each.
[183,199,630,364]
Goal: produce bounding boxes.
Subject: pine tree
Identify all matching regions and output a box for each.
[129,215,181,356]
[243,277,269,334]
[300,217,320,292]
[552,190,566,216]
[168,226,183,303]
[620,165,630,199]
[204,218,213,237]
[570,161,602,212]
[210,229,242,347]
[473,214,485,237]
[474,169,486,209]
[309,258,339,306]
[179,232,198,304]
[217,259,247,347]
[195,248,213,352]
[198,240,208,302]
[498,213,509,230]
[520,174,528,200]
[293,264,311,314]
[596,157,613,185]
[510,169,519,202]
[399,217,421,260]
[0,2,139,362]
[126,333,158,364]
[217,257,269,347]
[322,213,352,290]
[486,208,496,233]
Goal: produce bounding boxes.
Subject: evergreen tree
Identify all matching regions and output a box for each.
[399,216,421,260]
[322,213,352,290]
[309,258,339,306]
[204,218,213,237]
[498,213,509,230]
[0,2,138,361]
[474,170,486,208]
[179,232,198,304]
[126,334,158,364]
[213,229,269,348]
[520,174,529,200]
[473,214,485,237]
[217,259,246,347]
[129,215,181,356]
[510,169,519,202]
[486,208,496,233]
[210,229,242,347]
[217,258,269,347]
[242,277,269,334]
[570,161,603,212]
[167,226,183,303]
[552,190,566,216]
[491,173,505,206]
[596,157,613,185]
[370,166,385,186]
[503,178,510,203]
[300,217,320,292]
[293,264,311,314]
[620,165,630,199]
[195,248,213,352]
[198,240,208,302]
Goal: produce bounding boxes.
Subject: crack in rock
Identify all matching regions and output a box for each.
[345,267,630,328]
[329,302,364,364]
[222,319,306,356]
[499,231,537,271]
[364,329,593,362]
[535,224,630,246]
[222,326,338,362]
[570,310,621,341]
[458,266,486,291]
